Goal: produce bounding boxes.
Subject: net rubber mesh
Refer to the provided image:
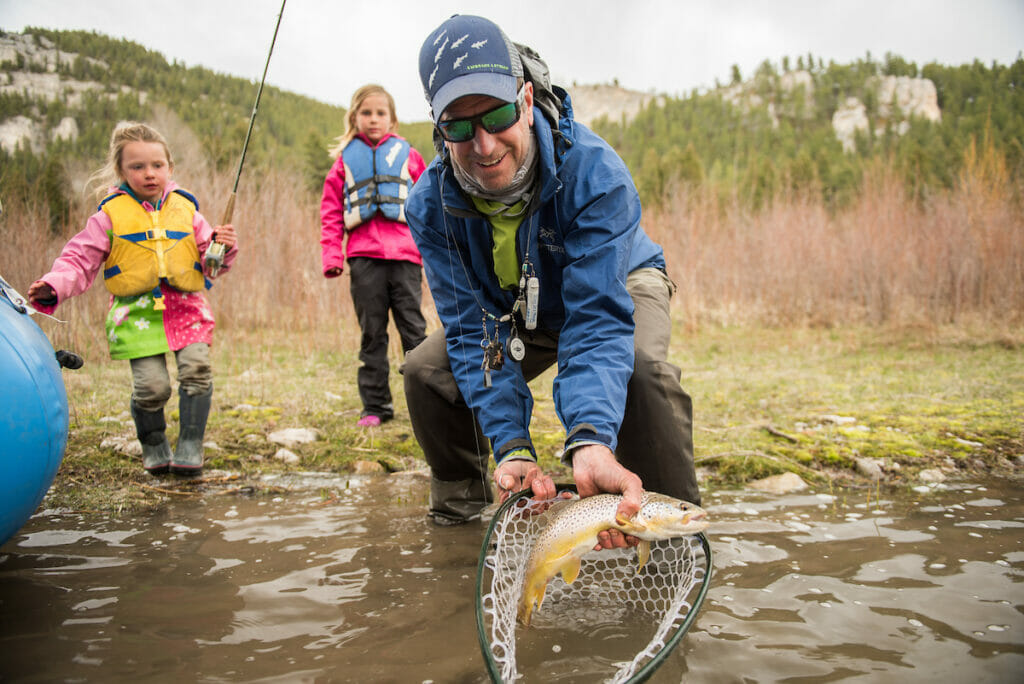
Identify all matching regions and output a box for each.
[475,491,712,683]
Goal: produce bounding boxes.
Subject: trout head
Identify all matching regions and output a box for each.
[627,493,709,539]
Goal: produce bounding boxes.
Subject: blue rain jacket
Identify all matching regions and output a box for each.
[405,90,665,463]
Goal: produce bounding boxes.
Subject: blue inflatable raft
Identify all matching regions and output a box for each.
[0,275,71,547]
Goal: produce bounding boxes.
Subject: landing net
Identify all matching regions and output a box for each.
[475,488,712,683]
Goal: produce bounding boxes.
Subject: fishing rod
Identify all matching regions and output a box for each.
[205,0,287,277]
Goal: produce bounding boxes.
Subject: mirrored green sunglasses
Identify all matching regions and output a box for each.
[437,87,525,143]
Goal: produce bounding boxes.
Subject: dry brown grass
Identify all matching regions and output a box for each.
[2,134,1020,364]
[1,110,439,365]
[3,137,1021,511]
[649,148,1023,332]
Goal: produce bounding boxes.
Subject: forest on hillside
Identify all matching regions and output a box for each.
[1,28,1021,339]
[2,28,1022,218]
[0,28,436,225]
[593,53,1024,210]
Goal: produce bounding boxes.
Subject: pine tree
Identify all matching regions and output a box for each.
[39,153,69,234]
[304,131,332,193]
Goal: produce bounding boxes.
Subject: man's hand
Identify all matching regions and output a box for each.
[493,458,555,504]
[571,444,644,550]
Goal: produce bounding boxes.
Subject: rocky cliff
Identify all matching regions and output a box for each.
[566,83,665,128]
[831,75,941,152]
[0,32,140,154]
[1,30,943,159]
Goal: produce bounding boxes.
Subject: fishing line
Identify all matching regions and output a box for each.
[437,163,544,499]
[438,169,492,497]
[205,0,286,277]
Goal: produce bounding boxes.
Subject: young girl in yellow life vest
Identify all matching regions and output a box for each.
[320,84,427,426]
[28,121,238,477]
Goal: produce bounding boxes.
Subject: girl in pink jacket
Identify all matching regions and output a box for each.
[320,84,427,427]
[28,121,238,477]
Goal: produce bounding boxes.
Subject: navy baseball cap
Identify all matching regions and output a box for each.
[419,15,523,124]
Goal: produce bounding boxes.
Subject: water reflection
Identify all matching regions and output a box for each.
[1,477,1021,683]
[698,483,1024,683]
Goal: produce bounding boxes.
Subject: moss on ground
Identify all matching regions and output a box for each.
[45,324,1023,512]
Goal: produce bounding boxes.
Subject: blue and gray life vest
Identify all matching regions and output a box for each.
[342,137,413,229]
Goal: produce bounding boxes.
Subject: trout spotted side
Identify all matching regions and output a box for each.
[518,492,708,626]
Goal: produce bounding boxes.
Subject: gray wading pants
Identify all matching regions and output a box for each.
[129,342,212,411]
[402,268,700,524]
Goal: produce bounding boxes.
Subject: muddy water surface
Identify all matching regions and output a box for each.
[1,474,1021,683]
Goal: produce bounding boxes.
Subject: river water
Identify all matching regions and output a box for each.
[1,474,1021,683]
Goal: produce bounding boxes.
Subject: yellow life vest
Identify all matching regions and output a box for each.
[101,190,205,310]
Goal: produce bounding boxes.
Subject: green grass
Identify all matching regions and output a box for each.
[48,324,1023,512]
[676,325,1023,486]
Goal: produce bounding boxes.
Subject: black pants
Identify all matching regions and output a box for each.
[348,257,427,419]
[402,268,700,522]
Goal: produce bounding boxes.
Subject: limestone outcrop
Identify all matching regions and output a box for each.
[0,30,945,160]
[832,75,941,152]
[0,33,114,153]
[567,83,665,128]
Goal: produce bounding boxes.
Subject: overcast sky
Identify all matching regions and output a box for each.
[3,0,1021,122]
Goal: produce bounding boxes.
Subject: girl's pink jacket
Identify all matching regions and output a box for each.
[32,182,237,347]
[319,132,427,277]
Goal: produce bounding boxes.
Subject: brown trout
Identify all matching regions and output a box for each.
[518,492,708,626]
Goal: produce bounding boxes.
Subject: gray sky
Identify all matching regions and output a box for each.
[2,0,1021,122]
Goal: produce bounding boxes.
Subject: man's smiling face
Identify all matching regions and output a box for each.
[442,83,535,192]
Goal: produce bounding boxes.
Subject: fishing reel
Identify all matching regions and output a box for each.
[205,241,226,278]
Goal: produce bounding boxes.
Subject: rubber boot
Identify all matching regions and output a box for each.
[428,476,493,526]
[131,401,171,475]
[171,385,212,477]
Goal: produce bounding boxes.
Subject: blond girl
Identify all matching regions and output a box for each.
[320,85,427,426]
[29,121,238,476]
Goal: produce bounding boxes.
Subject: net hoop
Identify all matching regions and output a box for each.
[475,486,713,683]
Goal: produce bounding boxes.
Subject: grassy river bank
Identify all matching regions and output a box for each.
[44,323,1023,513]
[7,136,1021,514]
